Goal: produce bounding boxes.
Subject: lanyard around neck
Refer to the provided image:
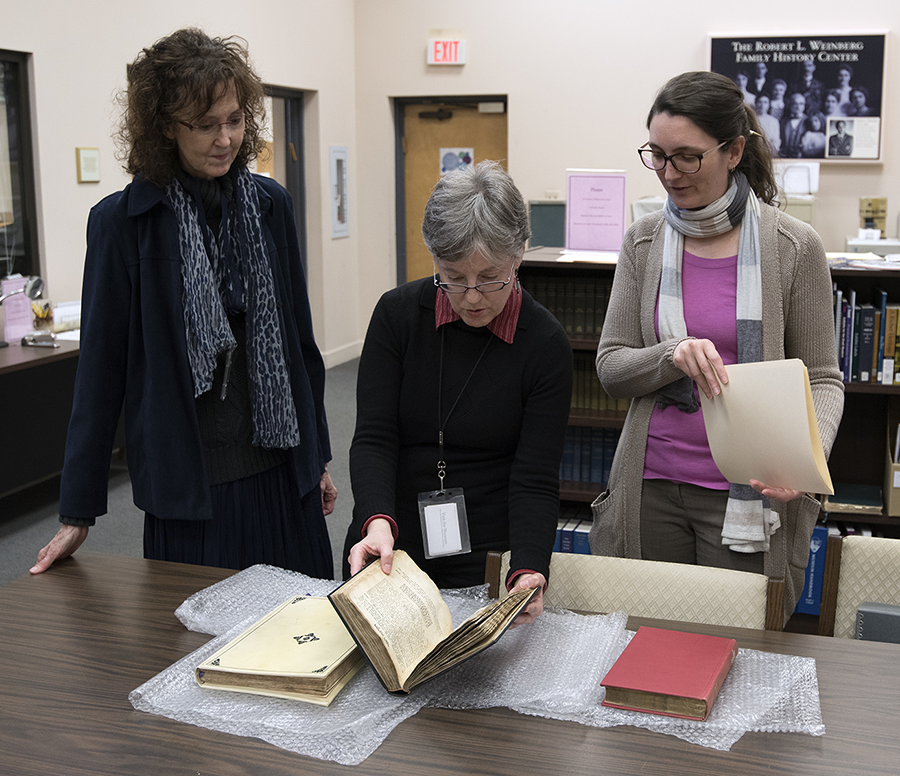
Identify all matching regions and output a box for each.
[436,326,494,490]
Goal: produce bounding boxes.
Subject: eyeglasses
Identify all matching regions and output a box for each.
[637,140,729,174]
[178,115,245,137]
[433,261,516,295]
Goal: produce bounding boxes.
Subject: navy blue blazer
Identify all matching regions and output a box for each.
[59,173,330,521]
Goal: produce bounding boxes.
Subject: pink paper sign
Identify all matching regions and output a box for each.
[565,171,627,252]
[1,277,34,343]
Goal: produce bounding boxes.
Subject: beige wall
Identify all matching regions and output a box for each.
[3,1,899,367]
[1,0,360,365]
[355,0,900,324]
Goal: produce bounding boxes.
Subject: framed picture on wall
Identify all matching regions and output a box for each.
[709,32,886,162]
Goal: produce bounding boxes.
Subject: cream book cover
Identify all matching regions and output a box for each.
[196,595,363,706]
[699,359,834,495]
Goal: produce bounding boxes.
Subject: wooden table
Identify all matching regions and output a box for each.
[0,339,79,497]
[2,552,898,775]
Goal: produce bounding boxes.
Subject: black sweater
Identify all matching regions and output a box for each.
[344,278,573,587]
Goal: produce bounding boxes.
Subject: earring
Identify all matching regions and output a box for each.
[515,271,521,294]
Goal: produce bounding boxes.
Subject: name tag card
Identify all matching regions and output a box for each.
[417,488,472,559]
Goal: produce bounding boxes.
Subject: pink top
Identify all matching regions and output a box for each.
[643,251,739,489]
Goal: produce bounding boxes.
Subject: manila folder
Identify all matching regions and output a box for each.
[698,359,833,495]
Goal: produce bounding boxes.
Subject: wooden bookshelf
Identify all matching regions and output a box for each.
[568,408,626,428]
[830,265,900,537]
[520,248,619,508]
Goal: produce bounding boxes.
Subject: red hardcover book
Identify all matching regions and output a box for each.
[600,627,738,721]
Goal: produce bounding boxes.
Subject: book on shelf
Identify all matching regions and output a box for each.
[600,627,738,721]
[821,482,883,514]
[583,278,596,336]
[856,303,875,382]
[591,427,604,484]
[553,517,567,551]
[883,303,900,385]
[574,281,586,335]
[546,280,559,324]
[833,284,843,376]
[559,426,621,486]
[327,550,536,695]
[873,308,883,383]
[843,289,856,382]
[580,425,592,483]
[833,287,842,377]
[560,427,575,480]
[794,523,829,616]
[595,277,610,338]
[195,595,364,706]
[572,520,592,554]
[699,359,833,494]
[602,428,617,483]
[571,426,582,481]
[563,279,575,334]
[559,516,580,553]
[874,288,888,383]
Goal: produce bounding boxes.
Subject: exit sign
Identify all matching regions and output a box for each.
[427,39,466,65]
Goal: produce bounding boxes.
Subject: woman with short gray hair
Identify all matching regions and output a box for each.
[422,160,530,265]
[344,161,573,626]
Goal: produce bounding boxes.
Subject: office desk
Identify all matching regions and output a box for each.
[0,340,79,497]
[2,553,898,776]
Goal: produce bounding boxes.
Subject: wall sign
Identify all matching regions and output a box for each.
[76,147,100,182]
[427,39,466,66]
[329,146,349,239]
[709,32,886,161]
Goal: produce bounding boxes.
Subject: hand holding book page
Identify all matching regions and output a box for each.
[328,550,536,694]
[698,359,834,495]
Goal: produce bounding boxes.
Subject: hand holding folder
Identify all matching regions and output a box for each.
[698,359,834,495]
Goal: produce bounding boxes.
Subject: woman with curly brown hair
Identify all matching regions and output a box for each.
[31,28,336,577]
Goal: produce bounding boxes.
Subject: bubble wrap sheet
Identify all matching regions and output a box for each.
[129,564,824,764]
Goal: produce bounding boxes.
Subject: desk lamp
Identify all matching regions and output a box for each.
[0,276,45,348]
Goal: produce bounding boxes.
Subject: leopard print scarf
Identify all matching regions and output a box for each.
[167,166,301,449]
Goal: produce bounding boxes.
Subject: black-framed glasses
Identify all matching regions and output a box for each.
[433,260,516,295]
[637,140,729,174]
[179,115,245,137]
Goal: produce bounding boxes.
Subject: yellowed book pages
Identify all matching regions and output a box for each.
[329,549,535,693]
[698,359,834,495]
[196,596,363,706]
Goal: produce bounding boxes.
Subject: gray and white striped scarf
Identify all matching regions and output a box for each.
[166,166,301,449]
[657,171,778,553]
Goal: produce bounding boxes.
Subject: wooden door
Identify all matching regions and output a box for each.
[402,101,508,282]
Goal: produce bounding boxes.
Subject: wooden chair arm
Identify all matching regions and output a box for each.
[766,577,785,631]
[485,551,503,599]
[817,534,843,637]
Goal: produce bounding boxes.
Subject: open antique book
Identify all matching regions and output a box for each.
[195,595,364,706]
[328,550,535,694]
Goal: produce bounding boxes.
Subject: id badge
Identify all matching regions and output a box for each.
[417,488,472,559]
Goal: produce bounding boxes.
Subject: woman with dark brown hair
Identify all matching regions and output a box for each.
[591,71,843,623]
[32,28,336,577]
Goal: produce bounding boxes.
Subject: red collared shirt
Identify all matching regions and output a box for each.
[434,284,521,344]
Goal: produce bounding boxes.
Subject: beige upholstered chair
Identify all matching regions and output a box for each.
[827,536,900,639]
[485,551,784,631]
